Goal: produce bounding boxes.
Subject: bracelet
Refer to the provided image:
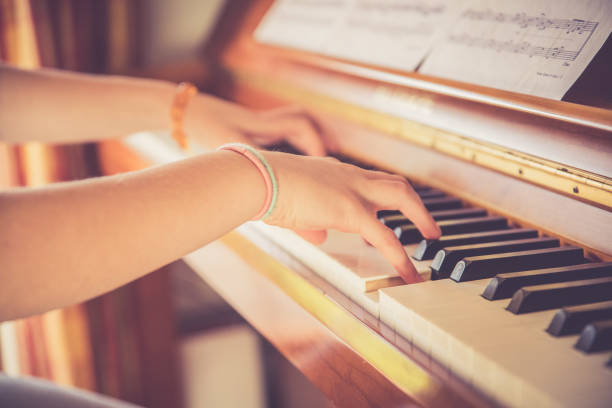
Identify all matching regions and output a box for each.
[217,143,278,221]
[170,82,198,150]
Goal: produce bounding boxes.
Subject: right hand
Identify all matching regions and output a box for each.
[261,151,441,283]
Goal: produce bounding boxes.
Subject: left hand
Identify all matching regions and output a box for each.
[187,97,336,156]
[233,105,336,156]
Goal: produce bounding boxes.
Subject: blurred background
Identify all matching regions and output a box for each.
[0,1,331,406]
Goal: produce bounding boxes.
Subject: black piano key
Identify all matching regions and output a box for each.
[380,214,411,229]
[412,228,539,261]
[380,207,487,229]
[377,196,462,220]
[547,300,612,336]
[422,197,463,212]
[412,186,432,193]
[451,246,585,283]
[378,209,400,218]
[575,319,612,353]
[395,216,507,245]
[431,237,560,280]
[483,262,612,300]
[506,276,612,314]
[416,189,446,199]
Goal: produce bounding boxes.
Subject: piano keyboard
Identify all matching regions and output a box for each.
[128,133,611,407]
[253,184,612,408]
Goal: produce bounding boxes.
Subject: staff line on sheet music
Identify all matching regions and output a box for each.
[461,9,599,34]
[448,34,591,61]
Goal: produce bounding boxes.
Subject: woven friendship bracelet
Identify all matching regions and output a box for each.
[217,143,278,221]
[171,82,198,150]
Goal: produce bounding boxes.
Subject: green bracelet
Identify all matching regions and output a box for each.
[217,143,278,221]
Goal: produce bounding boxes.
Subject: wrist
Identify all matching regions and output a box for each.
[217,144,277,220]
[214,150,268,222]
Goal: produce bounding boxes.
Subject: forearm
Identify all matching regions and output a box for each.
[0,64,176,143]
[0,151,265,321]
[0,64,328,155]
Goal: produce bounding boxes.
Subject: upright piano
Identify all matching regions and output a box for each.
[99,1,612,406]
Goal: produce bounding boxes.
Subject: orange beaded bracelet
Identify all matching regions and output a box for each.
[170,82,198,150]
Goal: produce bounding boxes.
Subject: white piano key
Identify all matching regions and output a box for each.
[350,290,380,318]
[378,291,398,332]
[254,224,431,293]
[379,279,612,407]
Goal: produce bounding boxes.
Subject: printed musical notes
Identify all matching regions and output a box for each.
[447,35,580,61]
[255,0,459,71]
[461,9,599,35]
[420,0,612,99]
[448,9,600,62]
[256,0,612,100]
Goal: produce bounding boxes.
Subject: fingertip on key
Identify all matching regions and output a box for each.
[424,223,442,240]
[397,259,423,284]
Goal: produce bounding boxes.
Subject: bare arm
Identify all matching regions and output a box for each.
[0,149,440,322]
[0,64,440,321]
[0,63,174,143]
[0,63,329,154]
[0,151,266,320]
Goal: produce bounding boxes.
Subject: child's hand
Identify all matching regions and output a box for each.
[236,105,337,156]
[189,102,336,156]
[262,151,441,283]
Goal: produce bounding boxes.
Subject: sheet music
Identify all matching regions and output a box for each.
[255,0,458,71]
[255,0,348,55]
[419,0,612,99]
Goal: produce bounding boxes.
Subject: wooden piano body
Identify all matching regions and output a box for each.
[99,1,612,406]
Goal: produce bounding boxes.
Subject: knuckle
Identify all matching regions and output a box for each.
[391,174,409,184]
[396,180,416,197]
[384,179,410,195]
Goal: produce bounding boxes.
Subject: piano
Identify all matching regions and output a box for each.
[98,1,612,406]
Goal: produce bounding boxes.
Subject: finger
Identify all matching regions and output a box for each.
[249,114,327,157]
[283,118,327,157]
[366,178,441,240]
[358,214,421,283]
[259,104,304,118]
[363,169,403,180]
[294,229,328,245]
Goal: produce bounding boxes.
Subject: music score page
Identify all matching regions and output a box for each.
[420,0,612,99]
[255,0,458,71]
[255,0,612,100]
